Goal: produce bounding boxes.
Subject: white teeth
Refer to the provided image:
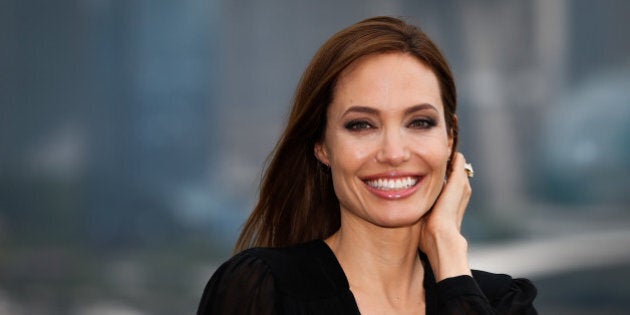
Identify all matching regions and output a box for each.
[366,177,418,191]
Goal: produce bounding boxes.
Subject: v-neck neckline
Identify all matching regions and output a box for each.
[309,239,438,313]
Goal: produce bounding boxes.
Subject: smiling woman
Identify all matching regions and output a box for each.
[314,53,451,230]
[198,16,537,314]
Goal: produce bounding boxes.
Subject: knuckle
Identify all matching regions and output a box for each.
[463,183,472,196]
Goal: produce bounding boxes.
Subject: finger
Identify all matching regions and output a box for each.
[454,153,471,184]
[444,153,472,227]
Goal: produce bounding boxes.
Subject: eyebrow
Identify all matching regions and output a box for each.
[342,103,438,117]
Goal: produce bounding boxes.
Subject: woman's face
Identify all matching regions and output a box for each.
[315,52,453,228]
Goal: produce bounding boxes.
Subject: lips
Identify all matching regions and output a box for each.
[361,173,422,199]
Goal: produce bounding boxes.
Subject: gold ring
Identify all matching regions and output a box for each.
[464,163,474,178]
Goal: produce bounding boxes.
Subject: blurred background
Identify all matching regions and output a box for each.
[1,0,629,314]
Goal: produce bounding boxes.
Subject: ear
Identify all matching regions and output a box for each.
[314,141,330,166]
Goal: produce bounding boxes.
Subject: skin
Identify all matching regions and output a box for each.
[314,52,472,314]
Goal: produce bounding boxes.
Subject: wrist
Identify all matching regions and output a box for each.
[422,232,471,281]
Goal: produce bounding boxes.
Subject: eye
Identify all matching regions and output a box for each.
[408,118,436,129]
[344,120,374,131]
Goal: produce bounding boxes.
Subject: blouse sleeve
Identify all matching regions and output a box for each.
[197,252,276,315]
[436,273,537,315]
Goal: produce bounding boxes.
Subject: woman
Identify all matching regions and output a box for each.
[198,16,537,314]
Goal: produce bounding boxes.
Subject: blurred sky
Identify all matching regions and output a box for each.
[1,0,629,314]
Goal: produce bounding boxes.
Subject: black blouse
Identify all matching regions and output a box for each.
[198,240,537,314]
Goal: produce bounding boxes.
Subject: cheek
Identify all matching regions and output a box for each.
[413,134,451,162]
[437,146,451,173]
[328,137,373,171]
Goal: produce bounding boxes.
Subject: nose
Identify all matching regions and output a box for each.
[375,129,410,165]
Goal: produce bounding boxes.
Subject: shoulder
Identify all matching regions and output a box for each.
[205,240,343,300]
[198,249,277,314]
[244,240,345,298]
[210,240,319,277]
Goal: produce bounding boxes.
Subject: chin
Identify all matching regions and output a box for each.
[370,206,430,228]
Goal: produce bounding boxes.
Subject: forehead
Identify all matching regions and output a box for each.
[331,52,443,113]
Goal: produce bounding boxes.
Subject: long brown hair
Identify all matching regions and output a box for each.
[234,16,459,252]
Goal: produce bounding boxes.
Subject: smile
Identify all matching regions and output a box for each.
[364,177,418,191]
[361,174,422,200]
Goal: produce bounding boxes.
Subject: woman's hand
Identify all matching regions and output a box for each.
[419,152,473,281]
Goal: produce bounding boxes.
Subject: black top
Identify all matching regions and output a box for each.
[198,240,537,314]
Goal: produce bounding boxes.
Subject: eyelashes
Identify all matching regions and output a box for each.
[408,117,437,129]
[344,119,374,131]
[344,117,437,131]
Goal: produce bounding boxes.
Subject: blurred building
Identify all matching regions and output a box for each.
[1,0,628,314]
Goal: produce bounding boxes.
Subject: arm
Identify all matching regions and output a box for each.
[419,152,472,281]
[436,273,537,314]
[419,153,537,314]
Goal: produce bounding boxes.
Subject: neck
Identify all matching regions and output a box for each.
[325,214,425,310]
